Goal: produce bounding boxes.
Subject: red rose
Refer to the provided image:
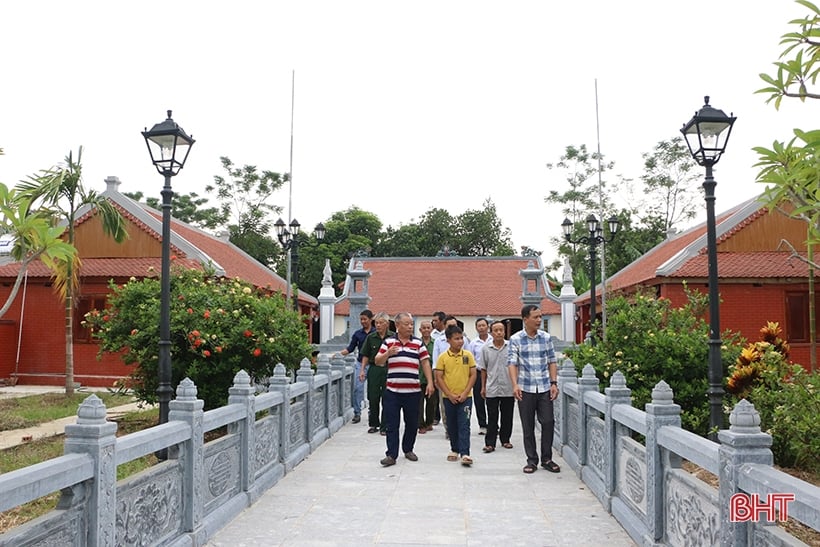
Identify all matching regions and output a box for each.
[203,350,211,357]
[130,329,138,335]
[103,315,110,322]
[203,310,211,319]
[244,330,253,338]
[215,346,222,353]
[191,330,200,338]
[253,348,262,357]
[187,308,194,314]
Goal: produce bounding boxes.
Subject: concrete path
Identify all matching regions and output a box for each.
[208,413,636,547]
[0,386,150,451]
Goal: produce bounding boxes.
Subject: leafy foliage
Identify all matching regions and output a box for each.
[124,191,228,230]
[208,156,286,267]
[564,287,742,436]
[85,268,312,409]
[727,322,820,472]
[0,183,76,318]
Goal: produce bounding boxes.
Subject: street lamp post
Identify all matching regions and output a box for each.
[680,96,736,438]
[562,214,620,345]
[274,217,325,309]
[142,110,195,428]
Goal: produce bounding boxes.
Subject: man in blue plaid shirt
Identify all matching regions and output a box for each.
[507,304,561,474]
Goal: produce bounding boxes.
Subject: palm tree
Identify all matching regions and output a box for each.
[0,183,76,318]
[18,147,127,395]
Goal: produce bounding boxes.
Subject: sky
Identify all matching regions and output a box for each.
[0,1,812,277]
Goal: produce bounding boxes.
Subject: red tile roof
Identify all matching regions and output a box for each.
[0,257,202,279]
[335,257,560,316]
[672,252,811,278]
[0,188,316,305]
[577,197,758,302]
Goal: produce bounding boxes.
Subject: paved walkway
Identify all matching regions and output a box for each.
[0,386,149,451]
[209,413,635,547]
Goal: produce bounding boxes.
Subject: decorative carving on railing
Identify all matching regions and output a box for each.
[311,385,326,433]
[665,470,719,547]
[116,465,182,545]
[289,402,306,448]
[617,437,647,515]
[567,400,580,451]
[254,415,279,475]
[587,417,605,477]
[203,439,240,511]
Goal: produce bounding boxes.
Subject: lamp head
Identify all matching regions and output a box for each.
[680,96,735,166]
[142,110,195,176]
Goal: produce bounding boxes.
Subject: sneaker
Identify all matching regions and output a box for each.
[352,415,361,424]
[461,455,473,466]
[380,456,396,467]
[404,452,418,462]
[479,427,487,435]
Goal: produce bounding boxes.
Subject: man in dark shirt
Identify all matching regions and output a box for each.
[340,309,374,423]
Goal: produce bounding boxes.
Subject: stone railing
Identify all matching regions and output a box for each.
[555,359,820,546]
[0,353,354,547]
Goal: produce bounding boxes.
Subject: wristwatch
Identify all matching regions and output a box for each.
[550,380,558,386]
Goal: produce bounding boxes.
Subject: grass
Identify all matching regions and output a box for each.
[0,392,135,432]
[0,406,160,534]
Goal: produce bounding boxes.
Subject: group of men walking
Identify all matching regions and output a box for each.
[341,305,562,474]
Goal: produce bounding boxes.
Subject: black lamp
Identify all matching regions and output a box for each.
[680,96,735,438]
[562,213,620,345]
[142,110,194,429]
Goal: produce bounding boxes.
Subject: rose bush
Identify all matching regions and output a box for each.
[85,267,312,409]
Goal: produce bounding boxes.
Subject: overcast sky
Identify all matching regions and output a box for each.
[0,1,811,276]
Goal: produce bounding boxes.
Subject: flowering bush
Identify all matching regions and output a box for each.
[726,322,790,398]
[565,286,743,436]
[84,267,312,409]
[726,323,819,472]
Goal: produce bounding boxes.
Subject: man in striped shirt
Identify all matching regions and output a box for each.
[375,312,435,467]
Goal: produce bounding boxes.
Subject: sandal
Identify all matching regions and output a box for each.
[541,460,561,473]
[482,445,495,453]
[502,443,513,449]
[523,464,537,474]
[461,455,473,466]
[447,452,458,462]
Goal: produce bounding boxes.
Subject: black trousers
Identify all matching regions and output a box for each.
[485,396,515,447]
[517,391,555,466]
[472,381,487,428]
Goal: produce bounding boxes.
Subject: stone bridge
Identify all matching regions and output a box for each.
[0,354,818,546]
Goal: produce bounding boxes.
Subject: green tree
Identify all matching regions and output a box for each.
[415,208,458,256]
[454,198,515,256]
[292,207,382,296]
[18,148,127,396]
[546,144,616,291]
[208,156,286,267]
[85,268,312,409]
[0,183,76,318]
[636,137,700,233]
[124,190,228,230]
[754,0,820,370]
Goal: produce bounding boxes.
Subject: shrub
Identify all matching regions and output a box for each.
[85,267,312,409]
[565,286,743,436]
[727,323,820,472]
